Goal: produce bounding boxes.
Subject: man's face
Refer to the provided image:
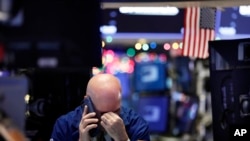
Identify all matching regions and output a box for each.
[89,92,121,118]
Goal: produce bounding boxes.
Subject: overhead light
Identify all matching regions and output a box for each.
[239,5,250,17]
[219,27,236,35]
[100,25,117,34]
[0,11,9,21]
[119,7,179,16]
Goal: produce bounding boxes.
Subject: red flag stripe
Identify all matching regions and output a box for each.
[183,7,191,56]
[204,30,215,58]
[194,8,200,58]
[198,29,205,58]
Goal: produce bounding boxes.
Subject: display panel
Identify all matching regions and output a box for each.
[136,96,169,133]
[0,76,28,131]
[172,96,199,136]
[219,7,250,35]
[134,62,166,92]
[218,6,250,39]
[209,38,250,141]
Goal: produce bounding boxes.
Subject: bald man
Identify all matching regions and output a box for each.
[50,74,150,141]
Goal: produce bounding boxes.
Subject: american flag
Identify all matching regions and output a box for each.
[182,7,216,59]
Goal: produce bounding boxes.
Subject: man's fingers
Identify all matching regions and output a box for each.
[101,116,109,125]
[80,117,98,127]
[80,123,98,132]
[83,118,99,126]
[101,112,120,125]
[80,112,98,128]
[82,112,96,121]
[104,112,118,119]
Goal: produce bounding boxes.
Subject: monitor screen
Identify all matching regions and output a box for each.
[218,6,250,39]
[208,38,250,141]
[172,97,199,136]
[136,96,169,133]
[134,62,166,92]
[0,76,28,131]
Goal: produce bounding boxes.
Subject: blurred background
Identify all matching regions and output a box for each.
[0,0,250,141]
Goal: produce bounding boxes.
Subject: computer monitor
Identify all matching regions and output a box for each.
[209,38,250,141]
[134,62,166,92]
[0,76,28,131]
[136,96,169,133]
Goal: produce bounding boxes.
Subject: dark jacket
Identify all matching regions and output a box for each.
[50,105,150,141]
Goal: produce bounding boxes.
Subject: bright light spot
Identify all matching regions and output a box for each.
[119,7,179,16]
[239,6,250,17]
[172,42,179,49]
[102,41,105,48]
[150,42,157,49]
[163,43,171,50]
[25,94,30,103]
[142,44,149,51]
[100,25,117,34]
[135,43,142,50]
[179,42,183,49]
[219,27,236,35]
[106,36,113,43]
[215,36,221,40]
[127,48,136,57]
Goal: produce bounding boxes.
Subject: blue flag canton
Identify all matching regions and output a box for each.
[200,8,216,29]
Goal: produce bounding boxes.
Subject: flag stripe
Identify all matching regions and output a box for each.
[194,7,200,58]
[189,7,196,56]
[183,7,191,56]
[199,29,205,58]
[205,29,215,58]
[203,29,209,58]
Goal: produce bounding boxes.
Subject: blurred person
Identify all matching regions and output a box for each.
[50,73,150,141]
[0,109,27,141]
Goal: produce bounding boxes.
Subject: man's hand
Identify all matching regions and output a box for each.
[78,105,98,141]
[100,112,129,141]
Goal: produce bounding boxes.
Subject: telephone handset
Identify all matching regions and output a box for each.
[83,97,100,137]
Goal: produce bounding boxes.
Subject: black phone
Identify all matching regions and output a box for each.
[83,97,100,137]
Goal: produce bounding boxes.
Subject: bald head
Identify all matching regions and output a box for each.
[86,74,121,113]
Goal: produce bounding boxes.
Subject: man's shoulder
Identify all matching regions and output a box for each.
[56,105,82,123]
[120,106,150,140]
[120,106,146,124]
[120,106,140,116]
[51,106,82,140]
[120,106,136,115]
